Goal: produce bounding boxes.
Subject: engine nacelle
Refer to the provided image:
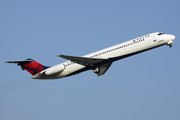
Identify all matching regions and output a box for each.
[44,64,65,75]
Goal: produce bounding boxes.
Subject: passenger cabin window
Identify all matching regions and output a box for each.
[158,32,165,35]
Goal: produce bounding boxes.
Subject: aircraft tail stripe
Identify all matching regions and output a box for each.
[22,66,38,75]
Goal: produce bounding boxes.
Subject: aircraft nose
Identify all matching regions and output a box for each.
[166,34,175,41]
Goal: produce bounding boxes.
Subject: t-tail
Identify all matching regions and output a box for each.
[6,58,50,75]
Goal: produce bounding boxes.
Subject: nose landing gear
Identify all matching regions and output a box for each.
[167,40,173,48]
[168,44,172,48]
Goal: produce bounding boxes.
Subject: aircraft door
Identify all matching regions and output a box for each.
[152,36,157,42]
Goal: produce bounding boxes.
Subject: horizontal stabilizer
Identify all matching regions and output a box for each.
[6,60,32,64]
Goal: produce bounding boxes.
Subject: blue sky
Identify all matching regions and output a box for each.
[1,0,180,120]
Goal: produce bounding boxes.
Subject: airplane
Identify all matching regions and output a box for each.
[6,32,175,79]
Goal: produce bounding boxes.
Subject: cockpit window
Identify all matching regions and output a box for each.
[158,32,165,35]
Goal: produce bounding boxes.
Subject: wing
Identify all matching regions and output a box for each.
[58,54,107,67]
[58,54,112,76]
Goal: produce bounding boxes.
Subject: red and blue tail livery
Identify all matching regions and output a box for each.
[18,58,50,75]
[6,58,49,75]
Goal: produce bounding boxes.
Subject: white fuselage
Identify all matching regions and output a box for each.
[32,32,175,79]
